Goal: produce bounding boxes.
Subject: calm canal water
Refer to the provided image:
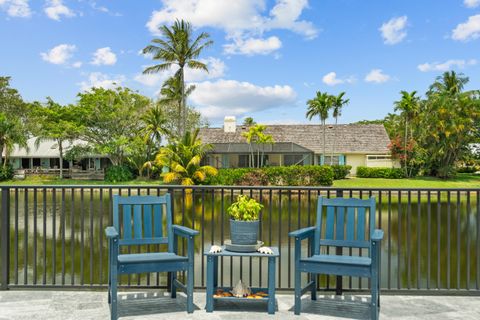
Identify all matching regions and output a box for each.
[6,188,479,291]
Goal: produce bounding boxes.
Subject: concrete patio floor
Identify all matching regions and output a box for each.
[0,290,479,320]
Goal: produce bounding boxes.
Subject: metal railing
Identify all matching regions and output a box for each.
[1,185,479,294]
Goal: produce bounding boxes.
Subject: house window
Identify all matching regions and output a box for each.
[284,154,305,166]
[320,155,346,165]
[367,155,391,160]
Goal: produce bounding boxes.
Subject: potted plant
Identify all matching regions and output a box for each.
[227,195,264,245]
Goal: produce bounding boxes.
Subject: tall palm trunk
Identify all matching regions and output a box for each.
[404,117,408,177]
[322,119,326,165]
[0,143,4,167]
[331,117,338,165]
[180,67,186,137]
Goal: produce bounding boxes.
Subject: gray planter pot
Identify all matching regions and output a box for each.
[230,219,259,245]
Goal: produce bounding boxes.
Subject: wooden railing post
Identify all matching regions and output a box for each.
[1,187,10,290]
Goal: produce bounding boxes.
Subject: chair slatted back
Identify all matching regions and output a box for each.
[113,194,173,252]
[314,196,376,256]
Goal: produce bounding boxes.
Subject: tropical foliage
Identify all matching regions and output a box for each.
[241,124,275,168]
[155,129,217,185]
[143,19,212,137]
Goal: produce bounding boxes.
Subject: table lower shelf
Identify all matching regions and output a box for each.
[212,287,270,301]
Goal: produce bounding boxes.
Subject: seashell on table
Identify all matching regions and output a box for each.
[257,246,274,255]
[209,245,223,253]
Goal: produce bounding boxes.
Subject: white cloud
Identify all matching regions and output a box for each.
[418,59,477,72]
[189,79,296,120]
[134,57,226,87]
[44,0,75,21]
[464,0,480,8]
[364,69,391,83]
[79,72,125,91]
[91,47,117,65]
[40,44,76,65]
[322,72,355,86]
[452,14,480,41]
[146,0,318,56]
[0,0,31,18]
[72,61,82,68]
[379,16,408,45]
[224,36,282,55]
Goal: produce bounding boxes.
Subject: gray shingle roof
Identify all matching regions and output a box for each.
[198,124,391,154]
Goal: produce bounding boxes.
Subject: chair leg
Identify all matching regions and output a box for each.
[170,271,177,299]
[294,269,302,315]
[108,272,111,304]
[311,273,317,301]
[187,263,194,313]
[110,268,118,320]
[371,274,379,320]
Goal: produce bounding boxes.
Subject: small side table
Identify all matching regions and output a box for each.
[204,246,280,314]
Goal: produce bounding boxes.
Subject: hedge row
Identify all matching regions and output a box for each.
[205,165,351,186]
[356,166,405,179]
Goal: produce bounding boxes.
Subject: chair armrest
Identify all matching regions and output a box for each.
[372,229,384,242]
[105,226,119,239]
[173,225,199,238]
[289,226,316,240]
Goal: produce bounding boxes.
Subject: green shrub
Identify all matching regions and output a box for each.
[0,164,14,181]
[457,166,479,173]
[105,165,134,183]
[330,165,352,180]
[356,166,405,179]
[204,168,253,185]
[206,165,334,186]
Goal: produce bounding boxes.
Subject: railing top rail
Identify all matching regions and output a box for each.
[1,184,480,192]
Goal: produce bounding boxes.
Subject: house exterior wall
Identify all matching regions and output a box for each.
[345,154,367,175]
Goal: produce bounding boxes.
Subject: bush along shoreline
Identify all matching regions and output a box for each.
[204,165,351,187]
[356,166,405,179]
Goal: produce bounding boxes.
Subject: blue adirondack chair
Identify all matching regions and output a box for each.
[105,194,199,319]
[289,196,384,319]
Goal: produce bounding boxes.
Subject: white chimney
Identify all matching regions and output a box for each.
[224,116,236,133]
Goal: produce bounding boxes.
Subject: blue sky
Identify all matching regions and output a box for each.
[1,0,479,126]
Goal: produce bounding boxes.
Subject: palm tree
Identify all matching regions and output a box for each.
[141,105,170,178]
[143,19,213,137]
[257,131,275,167]
[429,71,469,96]
[306,91,332,165]
[394,91,420,177]
[242,124,264,168]
[243,117,256,126]
[159,75,195,137]
[330,92,349,165]
[156,129,217,185]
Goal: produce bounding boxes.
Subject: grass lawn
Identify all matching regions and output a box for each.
[333,173,480,189]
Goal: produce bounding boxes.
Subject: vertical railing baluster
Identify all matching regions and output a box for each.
[287,189,292,289]
[33,188,37,285]
[407,190,411,289]
[278,189,282,289]
[70,187,75,286]
[43,188,47,285]
[447,191,451,289]
[387,191,391,290]
[14,188,18,285]
[80,188,84,285]
[52,188,56,285]
[417,191,421,289]
[477,190,480,290]
[457,191,461,289]
[99,188,103,286]
[220,188,225,288]
[397,190,401,290]
[24,189,28,285]
[61,188,66,285]
[201,188,205,287]
[427,190,431,289]
[467,191,471,290]
[90,188,94,286]
[437,190,441,289]
[1,187,10,290]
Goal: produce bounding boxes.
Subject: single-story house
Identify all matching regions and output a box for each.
[2,138,110,179]
[198,117,398,175]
